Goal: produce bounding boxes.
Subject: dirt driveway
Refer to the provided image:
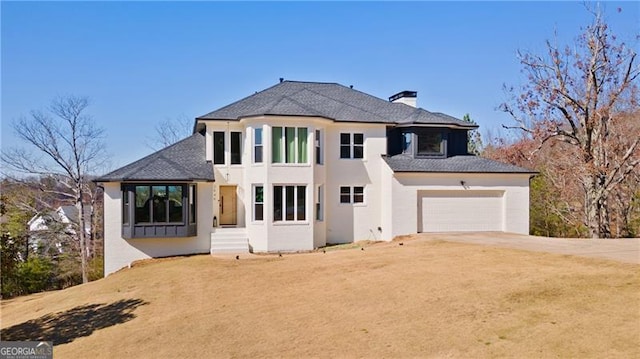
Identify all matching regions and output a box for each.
[415,232,640,264]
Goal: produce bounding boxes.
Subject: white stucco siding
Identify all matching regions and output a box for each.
[325,123,386,244]
[385,172,530,238]
[103,182,215,276]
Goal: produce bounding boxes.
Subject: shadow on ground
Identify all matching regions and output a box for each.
[0,298,148,344]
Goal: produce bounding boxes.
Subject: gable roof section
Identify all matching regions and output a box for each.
[383,154,537,174]
[95,132,214,182]
[197,81,476,128]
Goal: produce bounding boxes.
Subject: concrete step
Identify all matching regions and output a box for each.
[211,229,250,254]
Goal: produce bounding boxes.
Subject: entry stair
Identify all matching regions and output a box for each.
[210,227,250,254]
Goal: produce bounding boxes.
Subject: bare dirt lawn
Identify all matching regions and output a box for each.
[2,238,639,358]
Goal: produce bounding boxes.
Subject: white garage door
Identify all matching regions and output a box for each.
[419,190,505,232]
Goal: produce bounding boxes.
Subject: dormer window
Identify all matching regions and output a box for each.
[417,132,444,157]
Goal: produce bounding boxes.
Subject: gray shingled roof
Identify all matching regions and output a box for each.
[383,154,537,173]
[95,132,214,182]
[197,81,476,128]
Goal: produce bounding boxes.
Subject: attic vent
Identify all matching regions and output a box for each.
[389,91,417,108]
[279,77,284,83]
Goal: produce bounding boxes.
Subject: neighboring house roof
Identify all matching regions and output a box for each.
[28,206,91,233]
[95,132,214,182]
[383,154,537,174]
[197,81,476,128]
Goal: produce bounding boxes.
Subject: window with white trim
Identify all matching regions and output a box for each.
[315,129,323,164]
[340,133,364,159]
[231,131,242,164]
[339,186,365,204]
[273,185,306,222]
[213,131,225,164]
[272,127,308,164]
[316,185,323,221]
[254,127,263,163]
[253,185,264,221]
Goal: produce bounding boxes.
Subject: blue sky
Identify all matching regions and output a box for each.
[2,1,638,171]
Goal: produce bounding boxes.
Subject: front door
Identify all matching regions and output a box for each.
[219,185,237,225]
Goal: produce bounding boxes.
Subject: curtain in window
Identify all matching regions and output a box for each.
[298,128,307,163]
[272,127,283,163]
[286,127,296,163]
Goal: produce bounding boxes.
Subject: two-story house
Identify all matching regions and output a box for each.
[96,80,535,276]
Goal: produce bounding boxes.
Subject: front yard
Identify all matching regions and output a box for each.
[2,237,639,358]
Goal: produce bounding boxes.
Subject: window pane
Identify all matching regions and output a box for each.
[340,187,351,203]
[214,132,225,164]
[354,186,364,203]
[297,186,306,221]
[402,132,412,154]
[285,186,295,221]
[417,133,443,155]
[286,127,296,163]
[135,186,150,223]
[255,128,262,145]
[353,133,364,145]
[152,186,167,223]
[340,133,350,145]
[353,145,363,159]
[254,128,263,163]
[255,146,263,163]
[315,130,322,165]
[167,186,183,222]
[254,186,264,221]
[274,186,282,221]
[122,189,130,224]
[298,128,307,163]
[231,132,241,164]
[272,127,282,163]
[340,145,351,159]
[316,185,323,221]
[189,185,196,224]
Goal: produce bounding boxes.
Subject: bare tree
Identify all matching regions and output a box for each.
[146,114,193,150]
[1,96,108,282]
[501,8,639,238]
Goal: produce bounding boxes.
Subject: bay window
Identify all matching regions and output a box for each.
[417,132,444,156]
[272,127,308,164]
[273,185,306,222]
[122,183,197,238]
[254,185,264,221]
[254,128,263,163]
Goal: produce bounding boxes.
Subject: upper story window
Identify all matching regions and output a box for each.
[417,132,444,156]
[315,129,323,165]
[213,131,225,164]
[340,133,364,159]
[254,128,263,163]
[231,132,242,164]
[272,127,308,164]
